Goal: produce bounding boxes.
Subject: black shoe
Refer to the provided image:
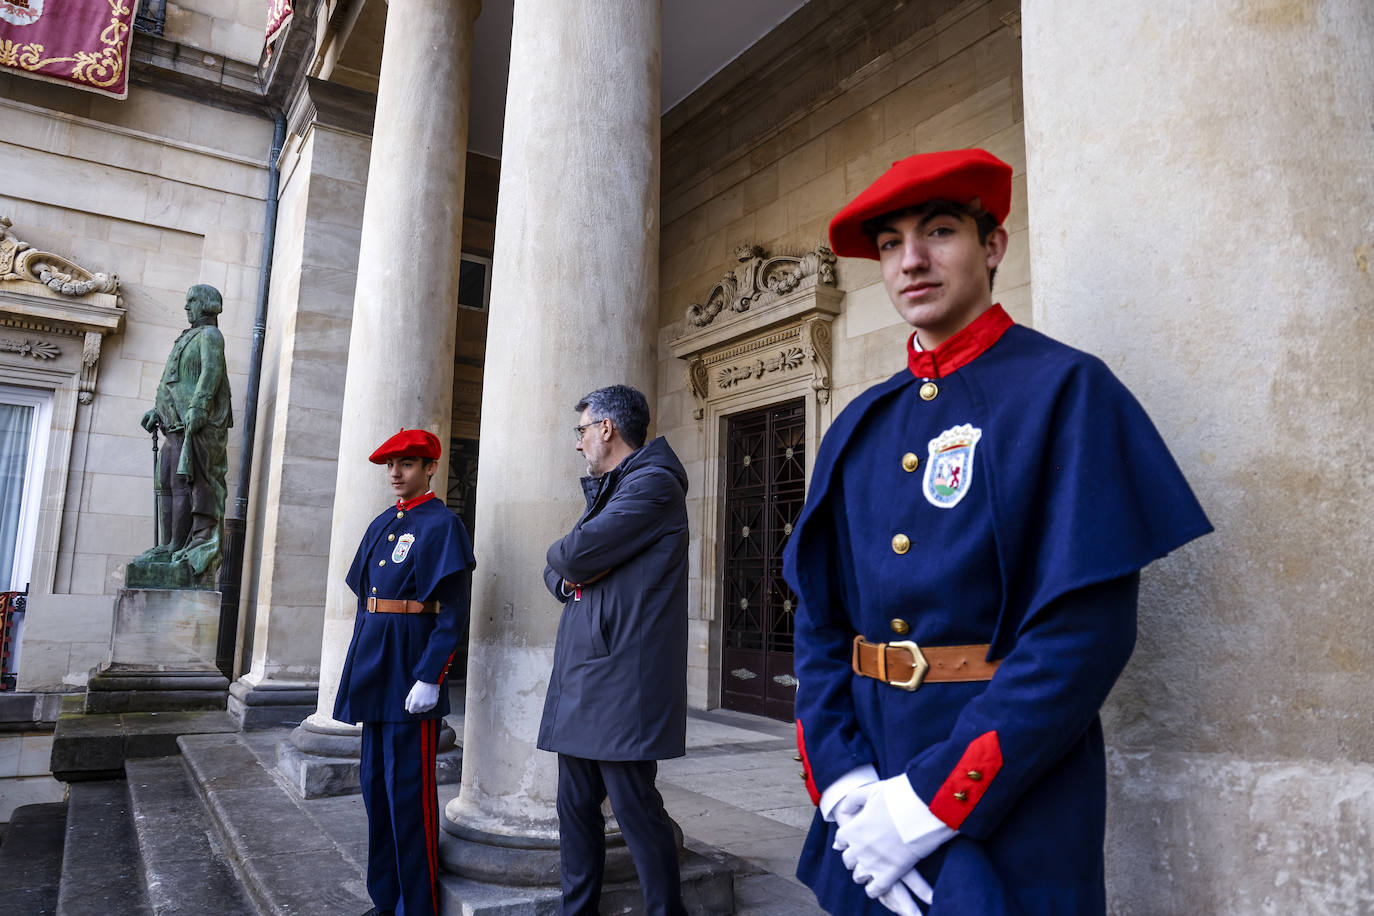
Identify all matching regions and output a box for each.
[361,909,394,916]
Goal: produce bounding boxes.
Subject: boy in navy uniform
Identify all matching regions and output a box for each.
[786,150,1212,914]
[335,428,476,916]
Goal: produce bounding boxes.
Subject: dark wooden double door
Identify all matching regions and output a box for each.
[720,400,805,722]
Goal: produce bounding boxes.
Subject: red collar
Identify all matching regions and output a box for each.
[396,491,437,511]
[907,304,1013,379]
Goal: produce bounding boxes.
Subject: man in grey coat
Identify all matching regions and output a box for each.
[538,384,689,916]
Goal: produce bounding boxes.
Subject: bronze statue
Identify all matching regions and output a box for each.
[127,284,233,589]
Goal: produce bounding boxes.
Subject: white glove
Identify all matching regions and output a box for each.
[820,764,880,822]
[835,775,950,900]
[877,870,935,915]
[832,779,878,829]
[404,680,440,714]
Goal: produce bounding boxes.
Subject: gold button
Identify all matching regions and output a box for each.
[371,587,377,594]
[919,382,938,401]
[901,452,919,472]
[891,533,910,555]
[388,533,396,541]
[799,772,808,781]
[890,618,910,635]
[792,754,803,762]
[967,770,982,781]
[953,790,968,801]
[378,560,386,567]
[396,510,404,519]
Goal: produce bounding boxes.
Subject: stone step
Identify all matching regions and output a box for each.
[179,732,374,915]
[57,781,151,916]
[50,694,237,781]
[125,758,255,915]
[85,668,229,715]
[0,801,68,916]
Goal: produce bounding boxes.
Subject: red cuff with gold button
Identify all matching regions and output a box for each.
[928,730,1003,829]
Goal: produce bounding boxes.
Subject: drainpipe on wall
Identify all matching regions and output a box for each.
[216,112,287,678]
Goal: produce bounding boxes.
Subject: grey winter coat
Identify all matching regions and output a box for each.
[537,436,690,761]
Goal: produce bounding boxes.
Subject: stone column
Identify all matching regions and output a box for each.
[441,0,661,877]
[289,0,481,764]
[229,79,376,731]
[1022,1,1374,911]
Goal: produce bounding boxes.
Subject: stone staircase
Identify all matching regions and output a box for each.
[2,725,734,915]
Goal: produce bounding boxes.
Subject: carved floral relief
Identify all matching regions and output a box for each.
[686,244,836,328]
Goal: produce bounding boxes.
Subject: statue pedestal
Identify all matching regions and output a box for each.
[85,588,229,714]
[125,556,213,590]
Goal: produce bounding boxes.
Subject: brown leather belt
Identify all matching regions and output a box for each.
[851,635,999,691]
[366,597,438,614]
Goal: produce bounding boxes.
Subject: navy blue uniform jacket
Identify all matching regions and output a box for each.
[335,496,476,723]
[538,437,690,761]
[785,322,1212,914]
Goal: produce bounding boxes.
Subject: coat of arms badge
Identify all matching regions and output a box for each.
[391,532,415,563]
[924,423,982,509]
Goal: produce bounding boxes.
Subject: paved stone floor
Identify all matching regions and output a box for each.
[656,707,826,915]
[270,702,827,913]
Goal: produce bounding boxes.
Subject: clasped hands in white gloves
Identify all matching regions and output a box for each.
[825,771,955,915]
[404,679,440,714]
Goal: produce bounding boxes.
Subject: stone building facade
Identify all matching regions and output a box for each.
[1,0,1371,911]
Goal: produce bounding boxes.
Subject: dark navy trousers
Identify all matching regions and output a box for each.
[556,754,685,916]
[361,719,442,916]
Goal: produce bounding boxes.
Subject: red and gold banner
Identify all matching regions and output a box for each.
[0,0,139,99]
[265,0,292,51]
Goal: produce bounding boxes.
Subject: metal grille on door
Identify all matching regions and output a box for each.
[721,399,804,721]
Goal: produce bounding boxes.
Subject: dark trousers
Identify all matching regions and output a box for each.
[556,754,685,916]
[361,719,442,916]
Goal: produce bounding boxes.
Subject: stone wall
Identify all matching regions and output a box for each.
[656,0,1024,709]
[1,84,272,690]
[163,0,270,65]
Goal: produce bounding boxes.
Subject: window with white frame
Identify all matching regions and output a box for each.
[0,383,52,592]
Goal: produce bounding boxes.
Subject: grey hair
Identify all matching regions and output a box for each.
[576,384,650,449]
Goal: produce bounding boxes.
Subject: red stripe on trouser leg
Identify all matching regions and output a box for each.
[928,730,1003,829]
[424,719,438,914]
[795,719,821,806]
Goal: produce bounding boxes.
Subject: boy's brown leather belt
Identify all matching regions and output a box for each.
[851,635,999,691]
[366,597,438,614]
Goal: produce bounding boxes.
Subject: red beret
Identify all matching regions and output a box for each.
[828,148,1013,260]
[369,428,442,464]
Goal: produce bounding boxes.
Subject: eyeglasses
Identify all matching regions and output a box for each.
[574,418,606,440]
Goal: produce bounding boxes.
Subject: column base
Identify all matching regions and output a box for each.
[438,847,734,915]
[275,716,460,799]
[226,677,317,730]
[440,817,658,886]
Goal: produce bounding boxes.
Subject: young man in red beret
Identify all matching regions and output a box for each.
[785,150,1211,914]
[335,428,475,916]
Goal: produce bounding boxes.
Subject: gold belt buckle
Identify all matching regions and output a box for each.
[886,640,929,691]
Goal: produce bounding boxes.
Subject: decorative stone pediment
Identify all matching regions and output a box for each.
[685,244,836,328]
[0,217,126,403]
[671,244,841,418]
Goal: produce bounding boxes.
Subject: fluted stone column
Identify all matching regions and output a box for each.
[1022,1,1374,911]
[289,0,481,766]
[441,0,661,880]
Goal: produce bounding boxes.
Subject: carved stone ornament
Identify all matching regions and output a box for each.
[0,216,125,404]
[686,244,836,328]
[1,217,119,295]
[672,244,840,420]
[0,337,60,359]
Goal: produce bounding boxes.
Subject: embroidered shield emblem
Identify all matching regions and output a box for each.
[923,424,982,509]
[391,533,415,563]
